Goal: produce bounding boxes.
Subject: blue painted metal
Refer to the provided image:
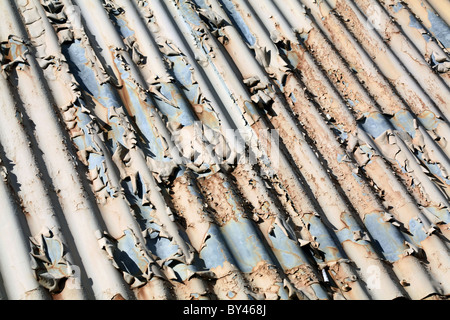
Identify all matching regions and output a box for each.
[171,0,262,124]
[427,9,450,49]
[423,206,450,224]
[186,1,391,294]
[199,0,412,271]
[114,229,153,280]
[303,213,347,263]
[112,54,171,162]
[161,2,334,298]
[407,217,429,244]
[267,224,329,299]
[30,233,72,292]
[389,110,417,138]
[335,211,396,262]
[214,0,256,46]
[106,8,287,291]
[388,110,450,188]
[417,110,441,131]
[212,176,292,299]
[71,99,117,197]
[62,39,205,284]
[363,212,409,262]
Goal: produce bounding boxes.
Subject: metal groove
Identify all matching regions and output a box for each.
[0,0,448,300]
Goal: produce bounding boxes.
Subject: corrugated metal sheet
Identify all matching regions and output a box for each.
[0,0,449,300]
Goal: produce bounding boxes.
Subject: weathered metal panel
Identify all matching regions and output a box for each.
[0,0,448,300]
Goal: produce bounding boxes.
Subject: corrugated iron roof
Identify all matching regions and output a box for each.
[0,0,449,300]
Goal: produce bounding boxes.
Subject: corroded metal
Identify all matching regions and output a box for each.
[0,0,448,300]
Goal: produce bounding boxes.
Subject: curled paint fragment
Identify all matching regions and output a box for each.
[96,228,166,289]
[29,230,74,293]
[0,35,30,77]
[430,51,450,73]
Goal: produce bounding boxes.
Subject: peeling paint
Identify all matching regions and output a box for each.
[0,0,448,300]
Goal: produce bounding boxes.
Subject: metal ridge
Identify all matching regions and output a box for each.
[0,0,448,300]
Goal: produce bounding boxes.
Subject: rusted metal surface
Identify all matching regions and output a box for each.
[0,0,448,300]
